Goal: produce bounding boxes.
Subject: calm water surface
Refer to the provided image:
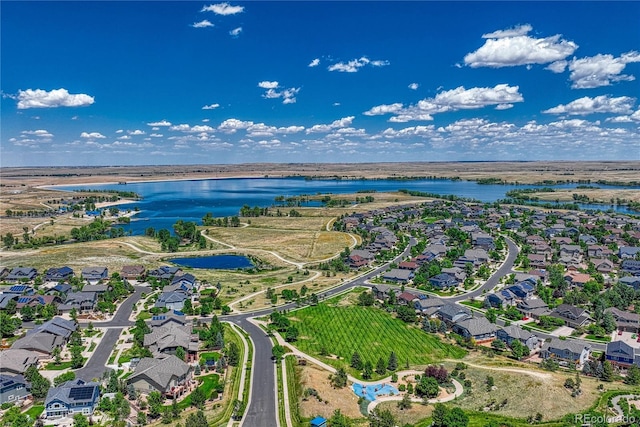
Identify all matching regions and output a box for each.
[170,255,254,269]
[55,177,638,235]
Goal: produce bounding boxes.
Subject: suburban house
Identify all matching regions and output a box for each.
[517,298,551,319]
[148,266,183,281]
[413,297,445,316]
[471,232,495,250]
[527,254,547,268]
[496,325,540,350]
[81,267,108,284]
[0,349,40,375]
[605,340,640,368]
[11,317,77,357]
[429,273,458,290]
[436,304,471,325]
[57,291,98,313]
[44,379,100,419]
[622,260,640,274]
[372,284,393,301]
[550,304,592,328]
[6,285,35,296]
[44,267,74,283]
[151,312,189,328]
[605,307,640,333]
[592,258,615,274]
[169,273,198,292]
[541,338,591,367]
[0,374,30,405]
[5,268,38,282]
[144,324,199,362]
[505,282,535,299]
[348,250,375,268]
[485,289,517,309]
[120,265,146,280]
[154,290,189,312]
[452,317,497,343]
[441,267,467,282]
[564,272,592,288]
[15,295,61,310]
[620,276,640,290]
[619,247,640,259]
[396,292,419,305]
[127,355,193,398]
[0,294,19,310]
[382,268,413,283]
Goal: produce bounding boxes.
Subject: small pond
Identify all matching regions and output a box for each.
[169,255,254,269]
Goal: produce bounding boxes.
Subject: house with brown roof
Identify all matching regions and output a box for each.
[120,265,146,280]
[127,355,193,398]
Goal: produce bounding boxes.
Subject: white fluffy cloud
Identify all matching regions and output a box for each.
[218,118,254,133]
[464,25,577,68]
[229,27,242,37]
[80,132,106,139]
[363,103,404,116]
[306,116,355,133]
[21,129,53,138]
[128,129,146,135]
[202,104,220,110]
[147,120,172,127]
[543,95,635,115]
[258,81,300,104]
[408,83,419,90]
[365,84,524,122]
[201,3,244,15]
[567,51,640,89]
[192,20,214,28]
[169,124,215,133]
[258,81,279,89]
[309,58,320,67]
[15,88,95,109]
[327,56,390,72]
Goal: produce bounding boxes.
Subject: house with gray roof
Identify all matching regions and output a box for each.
[550,304,592,328]
[541,338,591,367]
[436,304,471,325]
[151,311,188,328]
[452,316,497,343]
[5,268,37,282]
[81,267,108,284]
[0,294,19,310]
[144,324,199,361]
[371,284,393,301]
[58,291,97,313]
[429,273,458,290]
[0,349,39,375]
[413,297,444,316]
[0,374,30,405]
[606,340,640,368]
[496,325,540,350]
[127,355,193,398]
[619,247,640,259]
[45,379,100,419]
[155,290,189,311]
[620,276,640,290]
[12,333,65,357]
[382,268,413,283]
[605,307,640,333]
[622,260,640,274]
[44,267,74,283]
[148,266,183,280]
[516,298,551,319]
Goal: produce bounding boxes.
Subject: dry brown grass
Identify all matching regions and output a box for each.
[204,226,353,263]
[298,362,363,419]
[531,189,640,203]
[376,400,434,426]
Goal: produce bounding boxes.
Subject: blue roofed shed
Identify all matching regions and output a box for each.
[310,416,327,427]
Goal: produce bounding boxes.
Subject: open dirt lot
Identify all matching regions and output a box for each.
[297,362,363,419]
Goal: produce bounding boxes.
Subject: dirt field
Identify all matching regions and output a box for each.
[297,362,363,420]
[2,161,639,187]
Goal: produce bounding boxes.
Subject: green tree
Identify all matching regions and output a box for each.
[351,352,363,370]
[147,391,164,418]
[387,351,398,372]
[397,393,412,410]
[510,340,530,360]
[376,357,387,375]
[444,407,469,427]
[20,305,36,322]
[396,305,416,323]
[137,411,147,426]
[432,403,449,427]
[285,325,299,342]
[73,414,90,427]
[0,312,20,337]
[54,371,76,387]
[227,342,240,366]
[626,365,640,385]
[601,312,617,334]
[368,408,396,427]
[602,360,614,382]
[25,365,50,399]
[71,345,84,369]
[362,361,373,380]
[486,376,495,391]
[272,345,285,361]
[185,410,208,427]
[415,375,439,398]
[328,409,352,427]
[485,308,497,323]
[358,291,375,306]
[332,367,348,388]
[190,386,206,409]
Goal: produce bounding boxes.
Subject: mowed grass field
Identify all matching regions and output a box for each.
[289,298,466,376]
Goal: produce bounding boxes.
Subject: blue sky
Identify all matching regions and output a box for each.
[2,1,639,166]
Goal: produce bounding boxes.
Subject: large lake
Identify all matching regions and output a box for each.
[54,177,638,235]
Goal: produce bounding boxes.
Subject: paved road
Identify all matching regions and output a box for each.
[75,285,150,381]
[222,238,417,427]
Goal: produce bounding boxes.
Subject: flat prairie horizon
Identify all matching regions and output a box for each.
[2,161,640,187]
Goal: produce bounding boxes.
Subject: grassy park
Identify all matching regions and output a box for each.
[288,294,466,377]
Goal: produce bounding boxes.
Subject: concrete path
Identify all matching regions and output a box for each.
[366,378,464,413]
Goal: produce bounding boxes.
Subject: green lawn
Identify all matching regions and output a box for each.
[44,358,87,370]
[289,301,466,377]
[199,352,220,364]
[24,405,44,420]
[164,374,220,410]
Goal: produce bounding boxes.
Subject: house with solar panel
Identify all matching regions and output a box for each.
[0,374,30,405]
[11,317,77,357]
[44,379,100,419]
[81,267,108,285]
[44,267,75,283]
